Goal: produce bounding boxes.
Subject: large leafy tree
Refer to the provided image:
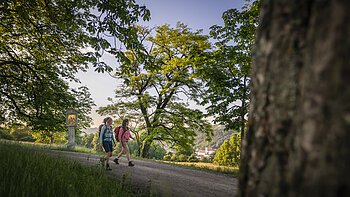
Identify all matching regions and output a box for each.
[213,133,241,166]
[98,23,213,158]
[200,1,260,142]
[0,1,150,129]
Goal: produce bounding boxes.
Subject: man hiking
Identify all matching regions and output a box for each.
[113,119,135,167]
[99,117,116,170]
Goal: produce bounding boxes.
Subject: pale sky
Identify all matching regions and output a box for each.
[71,0,245,127]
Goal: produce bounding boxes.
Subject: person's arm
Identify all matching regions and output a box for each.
[129,130,135,140]
[112,127,116,145]
[99,125,106,145]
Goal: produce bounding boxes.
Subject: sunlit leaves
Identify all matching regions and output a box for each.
[0,0,149,130]
[98,23,213,156]
[200,1,260,131]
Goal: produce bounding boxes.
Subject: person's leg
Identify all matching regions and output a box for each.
[117,147,124,158]
[125,143,130,161]
[114,142,124,164]
[102,142,108,167]
[125,142,134,167]
[105,142,112,170]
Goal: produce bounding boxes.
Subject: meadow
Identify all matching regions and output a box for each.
[0,141,135,197]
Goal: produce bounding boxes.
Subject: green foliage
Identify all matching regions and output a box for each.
[199,1,260,134]
[213,133,241,166]
[9,128,35,142]
[79,133,95,149]
[31,130,67,144]
[0,0,150,132]
[177,154,188,162]
[92,133,103,152]
[187,154,199,162]
[171,154,178,162]
[0,128,13,140]
[163,154,172,161]
[195,125,232,149]
[98,23,213,157]
[148,142,167,160]
[0,142,134,196]
[200,157,212,163]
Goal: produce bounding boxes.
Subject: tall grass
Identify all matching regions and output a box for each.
[161,161,240,177]
[0,139,97,154]
[0,142,134,197]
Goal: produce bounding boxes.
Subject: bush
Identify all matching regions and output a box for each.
[171,154,178,161]
[0,129,14,140]
[177,154,188,162]
[163,154,172,161]
[187,154,199,162]
[148,142,166,160]
[200,157,212,163]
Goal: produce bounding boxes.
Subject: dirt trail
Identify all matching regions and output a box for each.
[47,150,238,197]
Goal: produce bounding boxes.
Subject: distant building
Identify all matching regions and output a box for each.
[195,147,216,159]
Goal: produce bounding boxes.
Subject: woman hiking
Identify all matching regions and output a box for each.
[113,119,135,167]
[99,117,116,170]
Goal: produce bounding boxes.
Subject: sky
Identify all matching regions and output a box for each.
[72,0,246,127]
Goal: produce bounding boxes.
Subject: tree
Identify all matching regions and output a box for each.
[79,133,95,149]
[240,0,350,196]
[0,0,150,129]
[98,23,213,158]
[213,133,241,166]
[200,1,260,143]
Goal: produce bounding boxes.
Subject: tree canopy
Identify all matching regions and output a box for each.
[98,23,213,157]
[199,1,260,140]
[0,0,150,130]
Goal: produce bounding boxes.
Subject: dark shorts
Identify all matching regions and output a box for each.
[103,141,113,153]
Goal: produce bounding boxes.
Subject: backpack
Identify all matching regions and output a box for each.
[98,124,106,139]
[114,126,124,142]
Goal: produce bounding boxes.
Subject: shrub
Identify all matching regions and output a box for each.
[163,154,172,161]
[200,157,211,163]
[187,154,199,162]
[177,154,188,162]
[0,129,14,140]
[170,154,178,161]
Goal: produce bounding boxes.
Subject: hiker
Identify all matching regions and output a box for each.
[99,117,116,170]
[113,119,135,167]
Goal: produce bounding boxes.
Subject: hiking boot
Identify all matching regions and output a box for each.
[128,161,134,167]
[106,163,112,171]
[113,158,119,165]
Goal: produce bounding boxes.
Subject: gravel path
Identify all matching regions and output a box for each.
[47,150,238,197]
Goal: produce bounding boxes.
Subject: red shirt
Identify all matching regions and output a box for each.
[117,127,132,142]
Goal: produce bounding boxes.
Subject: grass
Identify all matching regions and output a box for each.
[1,139,239,177]
[0,139,97,155]
[160,161,240,177]
[0,141,136,197]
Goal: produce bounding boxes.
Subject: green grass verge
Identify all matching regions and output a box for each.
[0,141,135,197]
[0,139,97,155]
[159,161,240,177]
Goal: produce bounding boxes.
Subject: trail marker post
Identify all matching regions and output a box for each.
[66,109,78,149]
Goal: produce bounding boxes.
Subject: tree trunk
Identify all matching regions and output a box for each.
[141,139,152,158]
[240,0,350,197]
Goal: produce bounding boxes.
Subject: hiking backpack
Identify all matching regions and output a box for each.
[114,126,121,142]
[98,124,105,139]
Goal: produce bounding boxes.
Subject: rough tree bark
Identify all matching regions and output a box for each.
[239,0,350,196]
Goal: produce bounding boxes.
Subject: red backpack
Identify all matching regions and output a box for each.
[114,126,122,142]
[98,124,105,138]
